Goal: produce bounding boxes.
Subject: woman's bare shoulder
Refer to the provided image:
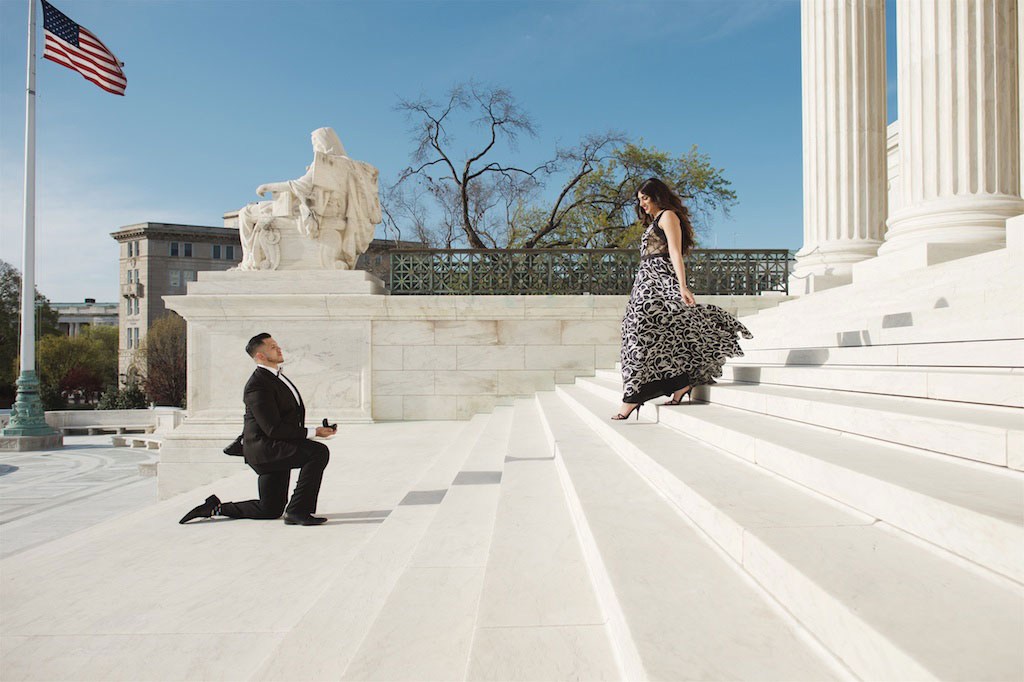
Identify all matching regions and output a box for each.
[659,210,681,229]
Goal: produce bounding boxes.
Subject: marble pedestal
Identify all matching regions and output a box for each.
[159,269,381,497]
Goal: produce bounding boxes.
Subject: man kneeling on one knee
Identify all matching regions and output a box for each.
[179,333,337,526]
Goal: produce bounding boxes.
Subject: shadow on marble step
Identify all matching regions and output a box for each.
[717,364,1024,409]
[554,383,1024,681]
[533,391,847,681]
[565,378,1024,584]
[767,269,1022,319]
[746,308,1024,351]
[746,281,1023,331]
[765,246,1015,315]
[734,338,1024,369]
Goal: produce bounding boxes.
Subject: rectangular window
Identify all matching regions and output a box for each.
[127,242,133,258]
[184,270,196,282]
[134,269,140,284]
[126,270,133,284]
[213,244,221,259]
[134,328,140,348]
[127,328,134,349]
[170,242,179,257]
[170,270,180,287]
[184,242,193,258]
[226,245,235,259]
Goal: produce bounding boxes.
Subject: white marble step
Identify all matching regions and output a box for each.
[734,338,1024,369]
[556,383,1024,682]
[467,399,619,681]
[533,391,846,681]
[598,365,1024,408]
[577,375,1024,581]
[746,299,1024,350]
[751,278,1022,333]
[692,380,1024,467]
[255,415,493,680]
[339,408,514,682]
[756,247,1018,320]
[589,374,1023,467]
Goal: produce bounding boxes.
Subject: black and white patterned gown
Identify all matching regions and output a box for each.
[620,212,753,404]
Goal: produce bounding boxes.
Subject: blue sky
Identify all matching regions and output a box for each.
[0,0,898,302]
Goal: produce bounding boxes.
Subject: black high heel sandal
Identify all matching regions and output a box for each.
[662,386,693,406]
[611,403,642,420]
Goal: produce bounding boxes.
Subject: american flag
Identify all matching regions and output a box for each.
[41,0,126,96]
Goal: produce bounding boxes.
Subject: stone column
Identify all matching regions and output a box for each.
[791,0,888,292]
[880,0,1024,254]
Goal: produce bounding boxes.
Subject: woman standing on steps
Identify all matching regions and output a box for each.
[613,178,752,420]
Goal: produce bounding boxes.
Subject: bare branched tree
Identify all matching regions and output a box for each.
[518,131,628,248]
[393,81,552,248]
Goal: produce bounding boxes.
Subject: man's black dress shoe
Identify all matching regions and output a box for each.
[282,513,327,526]
[179,495,221,524]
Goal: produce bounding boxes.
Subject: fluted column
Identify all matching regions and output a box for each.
[880,0,1024,254]
[792,0,888,287]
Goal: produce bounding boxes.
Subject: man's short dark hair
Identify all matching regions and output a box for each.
[246,333,272,358]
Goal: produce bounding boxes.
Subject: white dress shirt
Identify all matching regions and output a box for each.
[256,364,314,439]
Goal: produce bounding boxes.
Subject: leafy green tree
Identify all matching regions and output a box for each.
[139,314,186,407]
[1,260,61,407]
[35,331,116,409]
[97,381,147,410]
[83,325,119,390]
[517,141,737,249]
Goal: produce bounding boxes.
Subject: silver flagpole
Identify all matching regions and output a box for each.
[2,0,61,448]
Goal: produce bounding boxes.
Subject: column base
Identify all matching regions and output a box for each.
[880,195,1024,255]
[792,240,883,285]
[852,241,1005,284]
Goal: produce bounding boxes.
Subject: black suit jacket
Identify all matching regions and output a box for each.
[242,367,308,474]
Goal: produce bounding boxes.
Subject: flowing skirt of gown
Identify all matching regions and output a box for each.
[620,257,753,404]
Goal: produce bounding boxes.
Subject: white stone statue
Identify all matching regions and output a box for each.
[236,128,382,270]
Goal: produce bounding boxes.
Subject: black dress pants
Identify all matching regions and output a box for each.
[219,440,330,519]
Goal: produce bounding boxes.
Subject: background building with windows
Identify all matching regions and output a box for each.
[110,223,242,382]
[51,298,118,336]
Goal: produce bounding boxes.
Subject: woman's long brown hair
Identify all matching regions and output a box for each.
[636,177,696,255]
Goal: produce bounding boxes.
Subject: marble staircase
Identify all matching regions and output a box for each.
[263,356,1021,681]
[5,236,1022,681]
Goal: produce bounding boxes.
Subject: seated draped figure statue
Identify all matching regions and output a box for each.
[236,127,382,270]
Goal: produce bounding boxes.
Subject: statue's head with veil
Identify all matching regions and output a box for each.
[235,127,382,271]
